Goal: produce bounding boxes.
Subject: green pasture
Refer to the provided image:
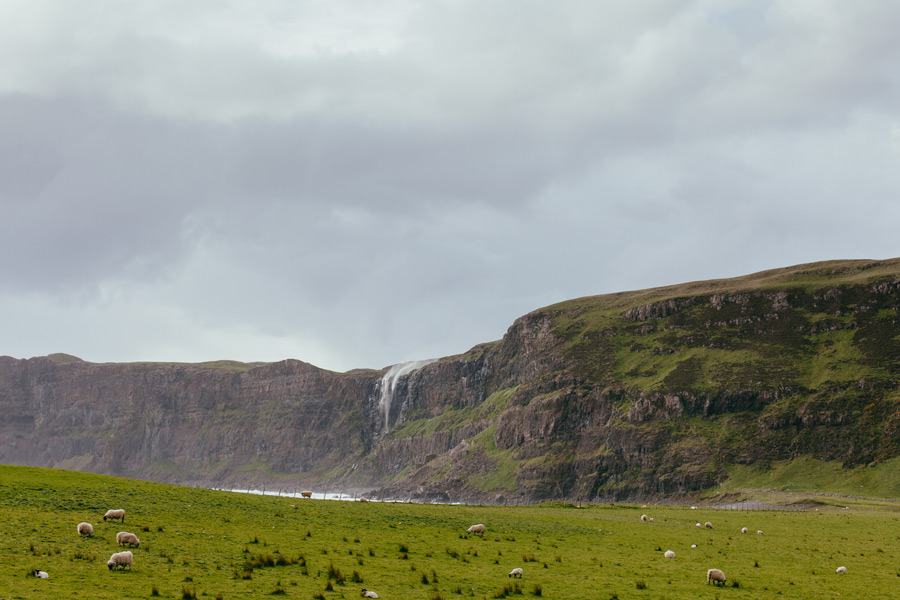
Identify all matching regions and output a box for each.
[1,465,899,599]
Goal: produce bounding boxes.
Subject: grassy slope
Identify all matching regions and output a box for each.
[545,257,900,388]
[1,466,899,600]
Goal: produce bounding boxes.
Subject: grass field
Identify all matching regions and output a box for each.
[1,465,899,599]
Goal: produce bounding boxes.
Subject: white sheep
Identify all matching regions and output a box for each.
[77,522,94,537]
[361,588,378,598]
[103,509,126,523]
[704,522,713,529]
[116,531,140,547]
[640,514,648,522]
[836,566,847,574]
[301,491,313,498]
[706,568,726,586]
[757,530,763,535]
[696,522,701,527]
[649,517,654,522]
[690,544,698,548]
[741,527,748,534]
[467,523,485,534]
[509,567,523,578]
[107,550,134,570]
[664,550,676,559]
[33,569,49,578]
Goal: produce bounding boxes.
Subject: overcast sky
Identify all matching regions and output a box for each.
[2,0,898,372]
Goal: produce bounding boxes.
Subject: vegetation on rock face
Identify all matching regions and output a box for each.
[384,259,900,500]
[1,465,899,600]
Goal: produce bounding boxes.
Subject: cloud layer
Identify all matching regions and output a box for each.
[2,0,898,371]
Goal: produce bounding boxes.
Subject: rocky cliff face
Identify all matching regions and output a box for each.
[1,259,899,502]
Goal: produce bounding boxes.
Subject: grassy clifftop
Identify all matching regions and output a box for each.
[542,258,900,390]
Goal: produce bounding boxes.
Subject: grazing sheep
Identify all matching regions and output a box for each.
[301,491,313,498]
[467,523,486,534]
[361,588,378,598]
[509,567,523,578]
[649,517,654,522]
[103,509,126,523]
[757,530,763,535]
[77,522,94,537]
[641,514,648,522]
[116,532,140,547]
[707,568,726,586]
[690,506,697,509]
[836,566,847,574]
[664,550,676,559]
[691,544,698,548]
[33,569,49,578]
[107,550,134,570]
[696,523,701,527]
[741,527,749,534]
[704,522,713,529]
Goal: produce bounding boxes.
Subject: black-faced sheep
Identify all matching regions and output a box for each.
[707,568,726,585]
[741,527,748,534]
[509,567,523,578]
[640,514,648,522]
[116,531,140,547]
[107,550,134,570]
[361,588,378,598]
[103,509,126,523]
[467,523,485,534]
[704,522,713,529]
[301,491,313,498]
[77,522,94,537]
[33,569,49,578]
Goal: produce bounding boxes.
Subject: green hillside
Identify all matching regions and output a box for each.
[1,465,899,600]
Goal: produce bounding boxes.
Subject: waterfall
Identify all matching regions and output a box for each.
[377,359,437,434]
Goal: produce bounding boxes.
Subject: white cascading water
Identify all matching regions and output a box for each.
[377,359,437,433]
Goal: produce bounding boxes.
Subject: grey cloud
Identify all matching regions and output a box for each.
[1,1,898,370]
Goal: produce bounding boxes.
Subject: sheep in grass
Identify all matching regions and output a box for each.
[77,522,94,537]
[640,514,648,522]
[704,522,713,529]
[107,550,134,570]
[33,569,49,578]
[116,531,140,547]
[467,523,486,535]
[649,517,654,522]
[300,491,313,499]
[836,566,847,574]
[664,550,676,559]
[509,567,523,578]
[706,568,726,586]
[757,530,763,535]
[741,527,749,534]
[361,588,378,598]
[696,523,702,527]
[103,509,125,523]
